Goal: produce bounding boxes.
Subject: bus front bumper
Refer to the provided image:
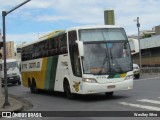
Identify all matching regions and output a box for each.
[80,79,133,94]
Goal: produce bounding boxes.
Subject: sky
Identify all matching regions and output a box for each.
[0,0,160,46]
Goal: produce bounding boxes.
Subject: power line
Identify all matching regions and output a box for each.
[7,0,59,32]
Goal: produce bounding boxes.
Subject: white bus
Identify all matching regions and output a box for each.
[21,25,133,99]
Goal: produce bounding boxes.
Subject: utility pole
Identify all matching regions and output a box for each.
[0,30,2,99]
[136,17,141,68]
[2,0,31,108]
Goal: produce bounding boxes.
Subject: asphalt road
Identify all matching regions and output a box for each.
[3,76,160,120]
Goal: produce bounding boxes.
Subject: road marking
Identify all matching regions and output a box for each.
[119,102,160,111]
[14,92,29,96]
[137,99,160,104]
[135,77,160,81]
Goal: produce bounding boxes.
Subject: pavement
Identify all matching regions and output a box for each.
[140,72,160,79]
[0,72,159,118]
[0,94,23,117]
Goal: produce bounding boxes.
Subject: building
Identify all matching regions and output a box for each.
[128,29,155,39]
[129,25,160,39]
[129,25,160,67]
[131,34,160,67]
[140,30,155,38]
[155,25,160,35]
[0,41,15,59]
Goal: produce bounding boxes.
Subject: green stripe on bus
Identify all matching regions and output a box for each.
[114,74,120,78]
[108,74,120,79]
[45,56,58,90]
[108,73,126,79]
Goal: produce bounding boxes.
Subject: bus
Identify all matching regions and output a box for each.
[21,25,133,99]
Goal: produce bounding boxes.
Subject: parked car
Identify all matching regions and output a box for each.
[133,63,140,79]
[0,59,21,86]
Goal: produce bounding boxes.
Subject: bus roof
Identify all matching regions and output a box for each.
[22,30,65,48]
[39,30,64,40]
[67,25,123,31]
[21,25,123,48]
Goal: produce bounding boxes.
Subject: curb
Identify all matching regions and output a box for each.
[0,95,23,117]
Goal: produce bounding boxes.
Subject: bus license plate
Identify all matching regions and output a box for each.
[107,85,115,89]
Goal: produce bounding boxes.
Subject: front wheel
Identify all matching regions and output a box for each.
[63,80,74,99]
[134,74,140,79]
[18,81,21,85]
[105,92,114,97]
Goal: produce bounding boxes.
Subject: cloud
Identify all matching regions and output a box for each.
[1,0,160,44]
[33,0,105,24]
[32,0,160,32]
[37,15,69,22]
[7,33,40,45]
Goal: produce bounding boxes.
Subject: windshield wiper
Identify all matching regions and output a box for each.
[98,47,110,75]
[109,49,124,73]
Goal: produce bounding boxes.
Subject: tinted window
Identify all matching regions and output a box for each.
[69,31,82,77]
[60,34,67,54]
[79,28,127,41]
[22,33,68,61]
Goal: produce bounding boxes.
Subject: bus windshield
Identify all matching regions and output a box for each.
[82,42,132,74]
[79,28,127,42]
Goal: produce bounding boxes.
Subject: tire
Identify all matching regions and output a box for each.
[18,81,21,85]
[12,82,17,85]
[28,79,34,93]
[31,79,37,93]
[28,79,37,93]
[63,80,74,99]
[134,74,140,79]
[105,92,114,97]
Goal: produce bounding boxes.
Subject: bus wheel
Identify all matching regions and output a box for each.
[31,79,38,93]
[63,80,74,99]
[18,81,21,85]
[134,74,140,79]
[28,79,33,93]
[105,92,114,97]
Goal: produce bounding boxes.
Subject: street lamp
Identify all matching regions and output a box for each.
[2,0,31,107]
[134,17,141,68]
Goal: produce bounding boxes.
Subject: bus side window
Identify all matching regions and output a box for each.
[69,31,82,77]
[33,43,37,59]
[49,38,58,56]
[23,45,33,61]
[60,34,67,54]
[44,40,49,57]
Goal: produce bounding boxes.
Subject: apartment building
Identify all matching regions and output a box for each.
[0,41,15,59]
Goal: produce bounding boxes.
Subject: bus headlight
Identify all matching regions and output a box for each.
[125,75,133,80]
[82,78,97,83]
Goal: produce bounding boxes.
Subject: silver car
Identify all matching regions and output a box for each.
[133,64,140,79]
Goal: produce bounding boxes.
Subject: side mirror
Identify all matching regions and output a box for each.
[76,40,84,57]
